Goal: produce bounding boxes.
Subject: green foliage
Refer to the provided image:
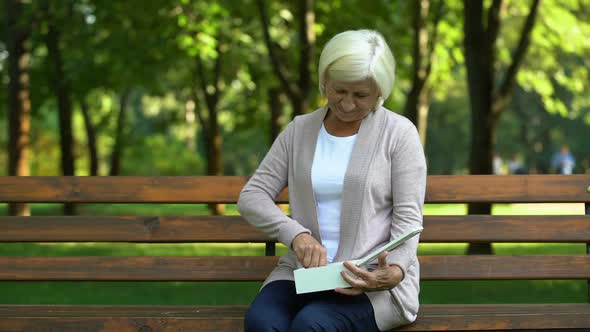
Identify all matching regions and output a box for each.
[1,0,589,176]
[122,133,205,175]
[519,0,590,117]
[425,88,471,174]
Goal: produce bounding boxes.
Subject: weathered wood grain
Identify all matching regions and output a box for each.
[0,255,588,281]
[1,304,589,331]
[1,175,589,203]
[1,215,589,243]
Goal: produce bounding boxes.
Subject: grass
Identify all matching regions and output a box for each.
[0,203,587,305]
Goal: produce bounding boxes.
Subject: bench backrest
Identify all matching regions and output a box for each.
[0,175,589,287]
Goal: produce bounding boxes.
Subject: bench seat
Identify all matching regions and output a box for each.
[1,175,589,331]
[2,304,590,331]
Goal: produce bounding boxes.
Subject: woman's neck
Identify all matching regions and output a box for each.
[323,108,362,137]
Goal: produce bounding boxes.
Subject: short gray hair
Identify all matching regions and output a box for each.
[318,30,396,105]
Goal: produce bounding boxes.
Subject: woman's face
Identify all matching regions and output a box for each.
[324,77,381,124]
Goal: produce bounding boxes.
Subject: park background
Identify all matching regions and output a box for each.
[1,0,589,306]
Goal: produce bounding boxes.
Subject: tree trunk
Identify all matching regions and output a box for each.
[464,0,497,254]
[291,97,309,123]
[405,0,434,148]
[80,97,99,176]
[205,107,224,215]
[109,90,130,176]
[463,0,541,254]
[195,45,225,215]
[295,0,314,117]
[205,106,222,178]
[269,88,282,145]
[44,4,76,215]
[6,0,31,216]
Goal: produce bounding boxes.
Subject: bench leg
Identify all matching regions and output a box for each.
[265,242,276,256]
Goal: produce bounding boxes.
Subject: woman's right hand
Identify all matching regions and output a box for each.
[292,233,327,268]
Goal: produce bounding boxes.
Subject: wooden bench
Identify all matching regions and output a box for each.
[0,175,589,331]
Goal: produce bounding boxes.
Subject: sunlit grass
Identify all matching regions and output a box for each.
[0,203,237,216]
[0,281,264,305]
[424,204,467,215]
[2,242,582,257]
[422,203,585,215]
[420,280,587,304]
[492,203,585,215]
[0,242,270,256]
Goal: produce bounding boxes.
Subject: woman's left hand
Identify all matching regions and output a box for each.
[335,252,403,296]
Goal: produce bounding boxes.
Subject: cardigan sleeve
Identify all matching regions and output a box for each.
[237,121,311,249]
[386,122,427,279]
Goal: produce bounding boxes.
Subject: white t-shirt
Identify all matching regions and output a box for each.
[311,124,357,263]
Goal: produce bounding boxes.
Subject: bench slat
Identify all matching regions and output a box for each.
[422,215,590,242]
[0,256,277,281]
[1,215,589,243]
[420,255,590,280]
[426,175,590,203]
[0,176,288,204]
[0,215,590,243]
[1,175,589,203]
[399,303,590,331]
[0,216,270,242]
[0,255,589,281]
[1,304,589,331]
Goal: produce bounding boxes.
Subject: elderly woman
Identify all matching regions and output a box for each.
[238,29,426,331]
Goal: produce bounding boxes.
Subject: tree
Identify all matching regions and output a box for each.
[79,97,99,175]
[42,1,75,177]
[257,0,315,119]
[69,0,180,176]
[463,0,541,254]
[175,0,264,213]
[5,0,31,216]
[404,0,444,147]
[95,1,179,176]
[41,1,77,215]
[109,89,130,176]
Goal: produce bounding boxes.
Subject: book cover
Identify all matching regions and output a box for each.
[294,227,423,294]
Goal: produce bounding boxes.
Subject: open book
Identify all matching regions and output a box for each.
[294,227,423,294]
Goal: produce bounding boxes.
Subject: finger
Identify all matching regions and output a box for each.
[319,247,327,266]
[335,287,364,296]
[340,270,368,289]
[343,261,372,279]
[301,246,311,267]
[378,251,389,268]
[294,248,305,263]
[310,247,321,267]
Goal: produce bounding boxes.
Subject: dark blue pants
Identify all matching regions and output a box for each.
[244,280,380,332]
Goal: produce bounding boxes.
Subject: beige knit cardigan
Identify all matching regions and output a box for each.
[238,105,426,331]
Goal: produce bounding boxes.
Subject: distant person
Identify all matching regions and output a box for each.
[508,153,526,174]
[493,154,503,174]
[551,145,575,174]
